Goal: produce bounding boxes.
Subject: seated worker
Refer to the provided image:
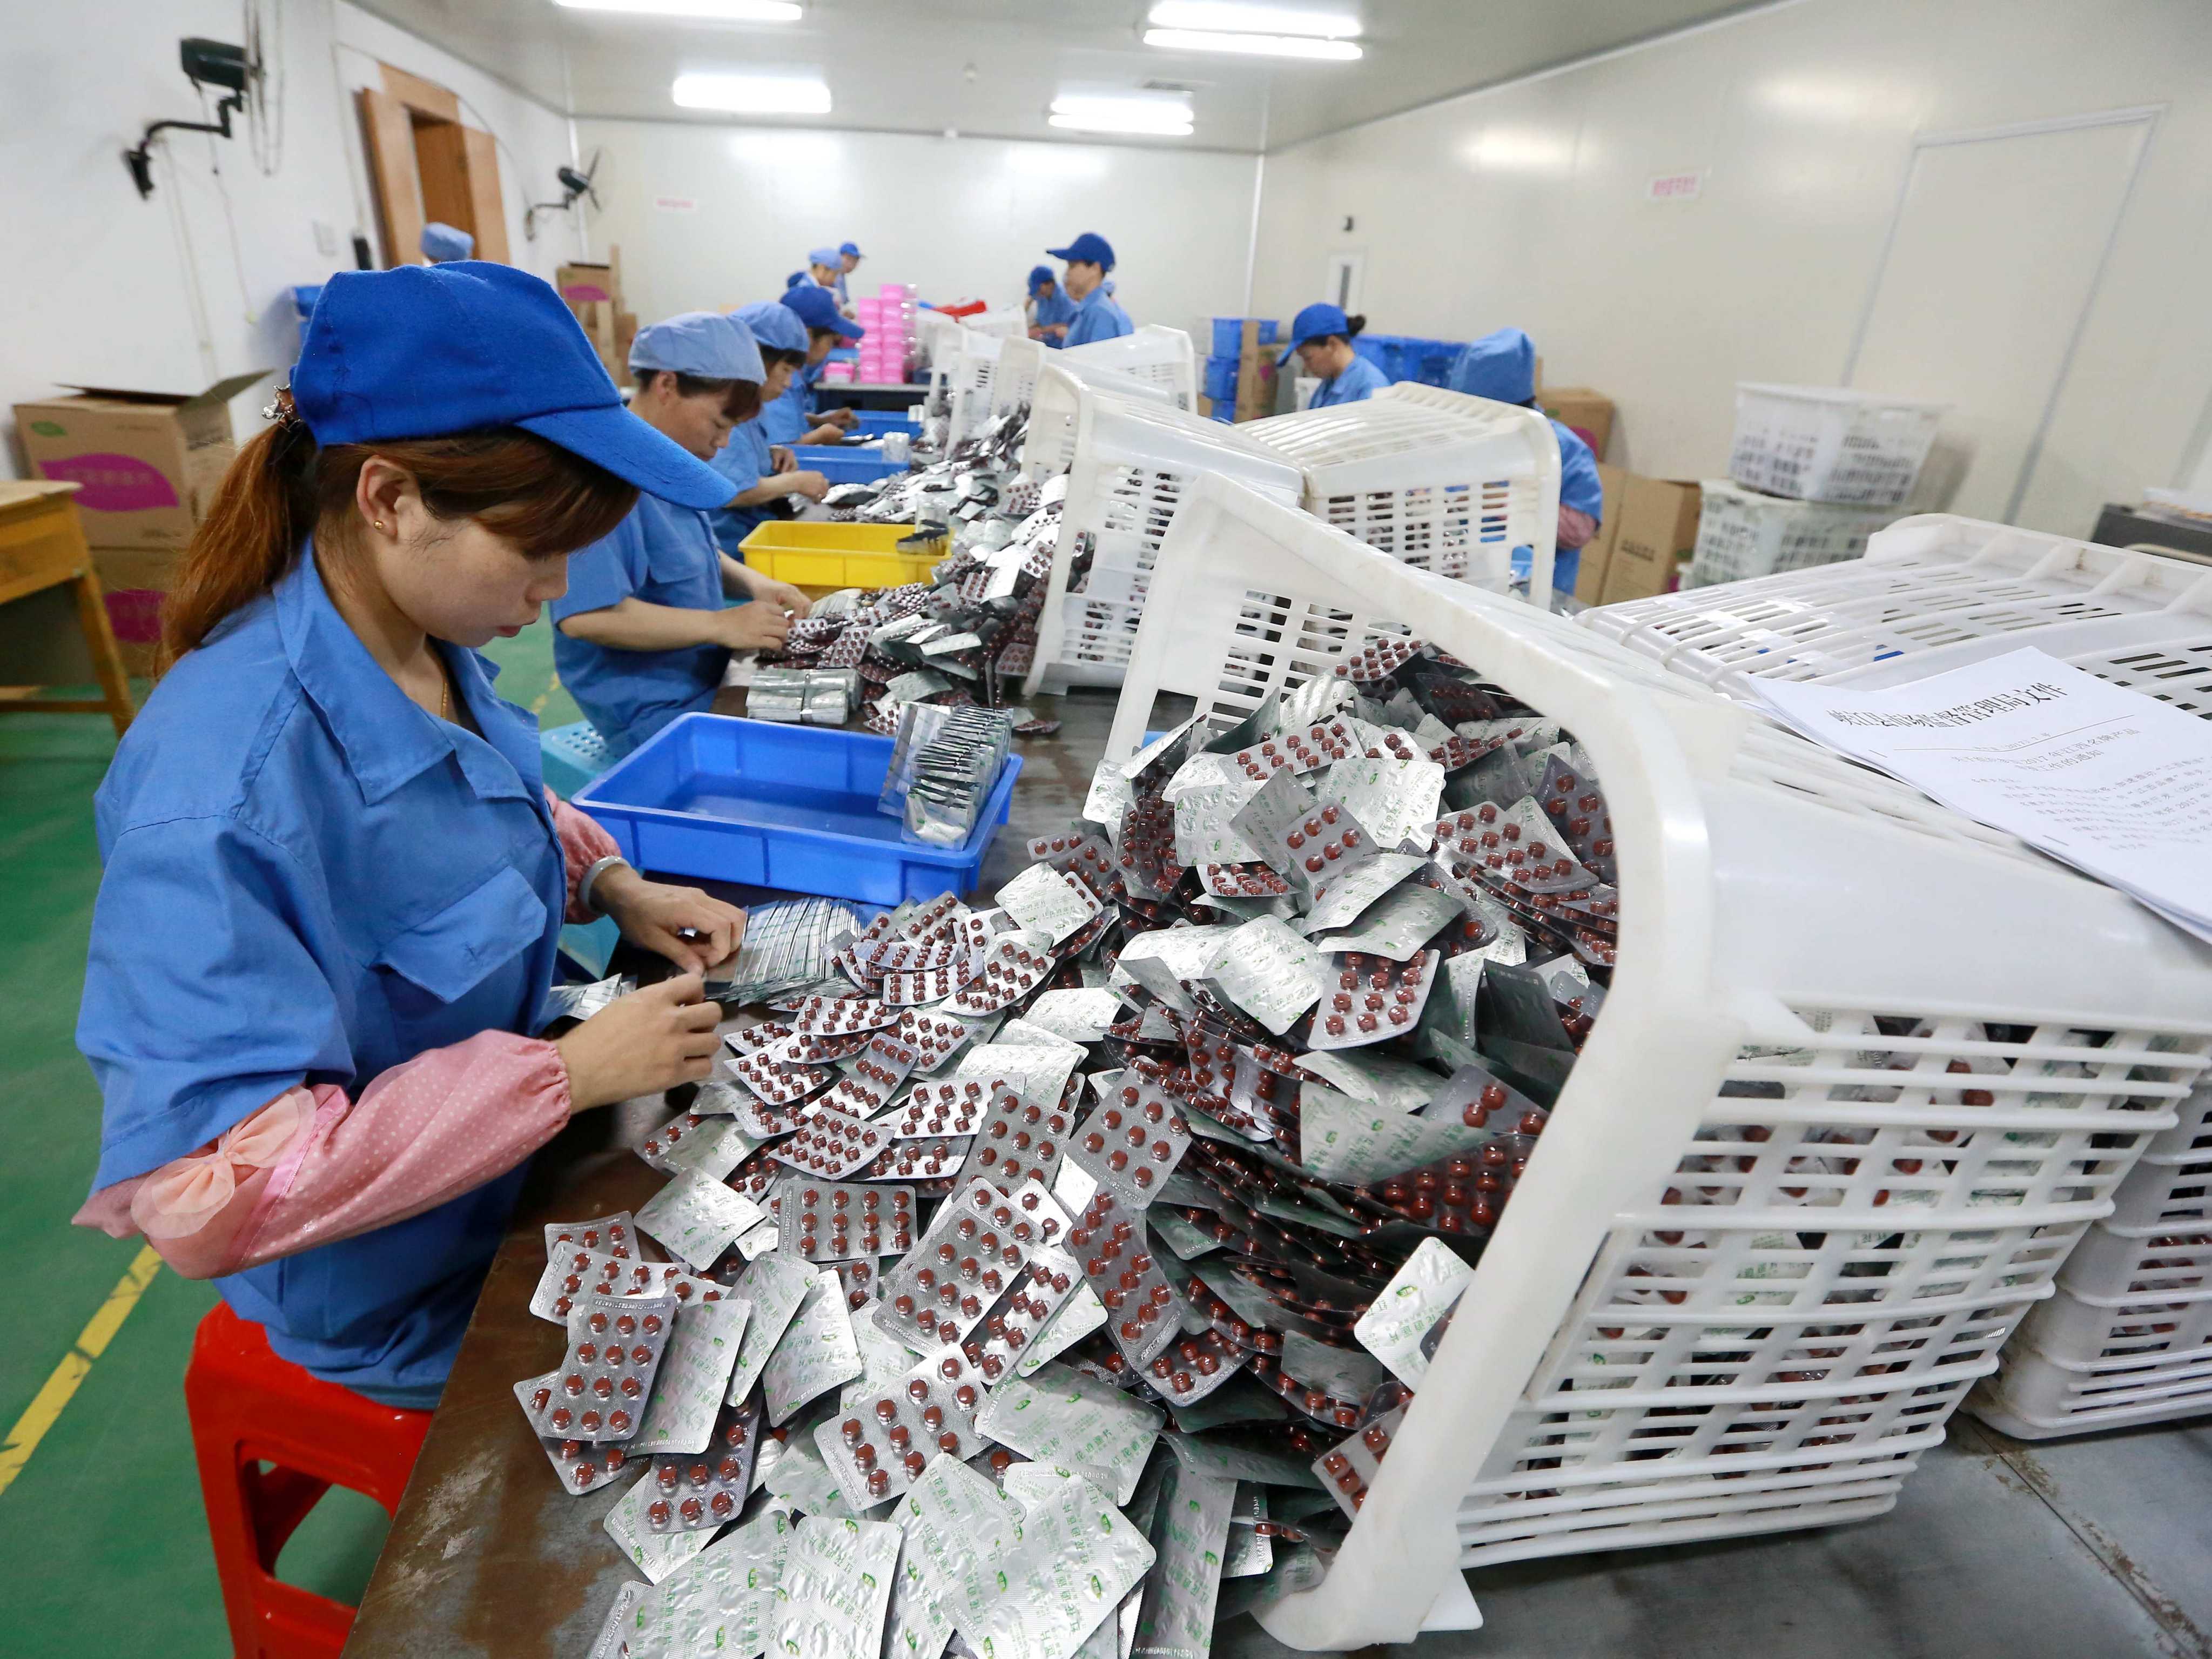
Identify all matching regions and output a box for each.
[420,221,473,264]
[1280,303,1389,408]
[712,300,832,546]
[552,312,813,756]
[804,246,842,294]
[1027,265,1074,347]
[1047,233,1133,348]
[1446,326,1604,597]
[769,283,865,446]
[835,240,862,307]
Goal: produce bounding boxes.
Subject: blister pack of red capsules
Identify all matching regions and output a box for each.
[1066,1187,1185,1371]
[952,1079,1072,1191]
[725,1048,836,1106]
[1225,720,1362,782]
[945,933,1054,1015]
[1305,950,1441,1051]
[1536,750,1616,885]
[890,1077,996,1138]
[964,1245,1082,1382]
[1332,636,1421,686]
[630,1261,736,1308]
[544,1212,636,1261]
[1139,1328,1248,1408]
[862,935,965,975]
[814,1031,919,1118]
[770,1104,891,1179]
[1027,829,1119,899]
[724,1021,794,1058]
[883,963,968,1006]
[512,1373,638,1494]
[789,993,897,1037]
[1314,1399,1410,1516]
[757,1026,879,1067]
[853,1135,967,1184]
[1114,796,1183,901]
[889,1010,970,1071]
[532,1247,626,1322]
[523,1290,674,1443]
[876,1177,1061,1351]
[644,1394,764,1532]
[831,1258,880,1311]
[815,1346,987,1509]
[1069,1075,1193,1206]
[770,1179,916,1262]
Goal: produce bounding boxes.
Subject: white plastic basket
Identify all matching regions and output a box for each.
[1017,366,1302,695]
[1690,480,1896,587]
[989,337,1174,424]
[1105,475,2212,1649]
[1729,383,1948,507]
[925,328,1006,450]
[1579,514,2212,704]
[962,306,1027,341]
[1242,382,1558,600]
[1060,324,1199,411]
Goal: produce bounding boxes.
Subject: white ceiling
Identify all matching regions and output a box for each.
[353,0,1763,152]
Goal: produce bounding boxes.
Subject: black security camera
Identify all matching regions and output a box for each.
[124,38,253,198]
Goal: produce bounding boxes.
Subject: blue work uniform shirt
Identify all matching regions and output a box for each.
[1308,353,1390,409]
[552,493,731,756]
[1510,418,1606,594]
[759,371,814,446]
[1061,288,1133,349]
[707,418,776,551]
[1032,289,1077,347]
[77,547,568,1409]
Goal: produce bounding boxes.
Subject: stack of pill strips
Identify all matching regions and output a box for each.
[532,639,1624,1659]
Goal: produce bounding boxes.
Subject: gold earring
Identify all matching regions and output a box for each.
[373,519,387,530]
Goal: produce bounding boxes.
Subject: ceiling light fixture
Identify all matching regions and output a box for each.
[1047,95,1194,137]
[672,72,832,113]
[560,0,802,20]
[1147,2,1357,36]
[1143,28,1361,60]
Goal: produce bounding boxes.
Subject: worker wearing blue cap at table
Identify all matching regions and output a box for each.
[1280,303,1389,408]
[1447,326,1605,596]
[835,241,862,307]
[552,312,814,758]
[420,221,473,263]
[711,301,833,546]
[1027,265,1075,347]
[773,283,866,445]
[1048,233,1132,348]
[72,261,749,1408]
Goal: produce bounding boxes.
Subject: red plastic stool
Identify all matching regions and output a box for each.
[185,1302,432,1659]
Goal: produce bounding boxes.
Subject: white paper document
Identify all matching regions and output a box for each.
[1755,648,2212,943]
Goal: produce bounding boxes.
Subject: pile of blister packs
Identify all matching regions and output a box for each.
[534,636,1617,1659]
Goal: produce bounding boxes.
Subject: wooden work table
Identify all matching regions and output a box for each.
[343,689,1139,1658]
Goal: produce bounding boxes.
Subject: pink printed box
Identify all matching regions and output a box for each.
[16,372,265,549]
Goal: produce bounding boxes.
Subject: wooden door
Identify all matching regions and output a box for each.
[461,126,510,263]
[358,87,424,268]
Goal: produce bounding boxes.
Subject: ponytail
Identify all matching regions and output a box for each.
[1343,315,1367,338]
[160,391,639,671]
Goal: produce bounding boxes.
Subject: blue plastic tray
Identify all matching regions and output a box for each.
[794,444,906,484]
[1211,317,1278,355]
[575,714,1021,904]
[850,409,920,438]
[1204,354,1241,400]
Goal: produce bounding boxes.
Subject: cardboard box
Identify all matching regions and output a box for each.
[1572,462,1628,605]
[92,545,184,675]
[15,373,264,549]
[1597,474,1700,606]
[556,247,623,308]
[1539,386,1613,462]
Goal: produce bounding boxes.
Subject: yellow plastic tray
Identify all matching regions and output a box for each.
[738,520,945,597]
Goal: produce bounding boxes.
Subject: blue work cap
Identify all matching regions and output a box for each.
[419,221,474,263]
[1448,327,1537,406]
[839,241,862,258]
[1046,232,1115,271]
[807,246,842,270]
[1027,265,1055,297]
[629,310,766,385]
[781,282,865,339]
[293,263,733,510]
[732,300,807,355]
[1277,301,1351,366]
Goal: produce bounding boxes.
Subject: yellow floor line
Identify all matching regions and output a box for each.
[0,1245,162,1497]
[530,670,561,717]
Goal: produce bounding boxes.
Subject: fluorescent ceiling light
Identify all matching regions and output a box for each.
[673,72,831,113]
[1147,2,1357,37]
[560,0,801,19]
[1048,95,1193,136]
[1144,28,1361,59]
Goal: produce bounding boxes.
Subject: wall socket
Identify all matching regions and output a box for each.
[312,219,340,256]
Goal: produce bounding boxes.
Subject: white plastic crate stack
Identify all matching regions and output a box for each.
[1017,364,1302,695]
[1059,324,1199,411]
[925,328,1006,451]
[1580,515,2212,1440]
[1108,476,2212,1648]
[1690,384,1950,588]
[988,336,1174,425]
[1242,382,1561,602]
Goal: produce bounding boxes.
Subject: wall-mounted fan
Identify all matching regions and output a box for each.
[526,148,607,241]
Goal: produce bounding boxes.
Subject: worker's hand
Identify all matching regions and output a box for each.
[593,868,747,972]
[786,469,831,503]
[822,407,859,432]
[748,577,814,619]
[553,974,724,1110]
[769,445,796,474]
[1028,326,1047,341]
[716,602,792,653]
[1046,324,1068,341]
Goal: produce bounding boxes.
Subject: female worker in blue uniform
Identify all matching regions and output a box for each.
[1447,326,1605,596]
[553,313,814,757]
[1047,233,1133,348]
[1280,303,1389,408]
[763,284,865,447]
[1027,265,1075,347]
[711,301,832,546]
[73,262,749,1407]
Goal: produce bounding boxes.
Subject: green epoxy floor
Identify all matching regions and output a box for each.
[0,619,575,1657]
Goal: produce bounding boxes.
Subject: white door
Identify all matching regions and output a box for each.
[1844,110,2155,523]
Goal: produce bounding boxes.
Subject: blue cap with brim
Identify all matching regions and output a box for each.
[1447,327,1537,406]
[732,300,808,355]
[293,263,736,511]
[1277,301,1350,367]
[782,283,864,340]
[420,221,474,263]
[839,241,861,258]
[629,311,766,386]
[1027,264,1054,296]
[807,246,842,270]
[1046,232,1115,270]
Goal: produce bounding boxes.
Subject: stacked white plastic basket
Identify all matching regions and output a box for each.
[1581,514,2212,1440]
[925,328,1006,451]
[1242,382,1561,601]
[1016,365,1302,695]
[1058,325,1199,411]
[989,337,1173,425]
[1108,478,2212,1648]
